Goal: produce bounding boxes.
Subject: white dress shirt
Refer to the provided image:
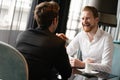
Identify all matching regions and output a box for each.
[67,28,114,73]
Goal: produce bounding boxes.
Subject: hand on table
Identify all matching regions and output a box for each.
[70,58,85,68]
[83,58,95,63]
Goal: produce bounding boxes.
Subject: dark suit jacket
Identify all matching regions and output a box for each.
[16,28,72,80]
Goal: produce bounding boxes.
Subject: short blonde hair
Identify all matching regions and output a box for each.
[82,6,98,18]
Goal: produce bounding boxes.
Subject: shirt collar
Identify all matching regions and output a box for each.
[82,27,104,41]
[94,28,104,40]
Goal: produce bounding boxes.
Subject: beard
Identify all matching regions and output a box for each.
[82,23,93,32]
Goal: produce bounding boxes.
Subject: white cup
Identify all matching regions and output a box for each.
[85,63,93,73]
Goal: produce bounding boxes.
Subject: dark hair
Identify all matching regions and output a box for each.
[82,6,98,18]
[34,1,60,29]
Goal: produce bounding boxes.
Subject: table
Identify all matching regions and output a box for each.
[73,69,118,80]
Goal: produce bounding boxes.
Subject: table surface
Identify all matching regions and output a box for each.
[74,69,118,80]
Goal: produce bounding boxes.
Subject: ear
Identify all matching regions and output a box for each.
[96,17,99,22]
[52,17,57,25]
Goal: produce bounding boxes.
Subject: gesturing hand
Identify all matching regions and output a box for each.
[56,33,68,41]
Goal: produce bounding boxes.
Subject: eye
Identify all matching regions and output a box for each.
[81,17,84,20]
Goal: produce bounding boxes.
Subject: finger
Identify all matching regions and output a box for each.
[61,35,68,40]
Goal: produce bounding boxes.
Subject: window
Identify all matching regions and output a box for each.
[0,0,32,31]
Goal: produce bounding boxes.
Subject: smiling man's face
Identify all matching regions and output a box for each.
[81,10,98,32]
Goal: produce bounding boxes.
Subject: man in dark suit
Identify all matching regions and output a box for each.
[15,1,72,80]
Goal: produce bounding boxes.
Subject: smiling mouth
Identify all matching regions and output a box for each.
[83,24,91,27]
[82,23,90,27]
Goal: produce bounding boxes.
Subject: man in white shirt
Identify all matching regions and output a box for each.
[67,6,114,80]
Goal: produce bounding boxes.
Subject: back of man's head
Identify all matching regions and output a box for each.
[34,1,60,29]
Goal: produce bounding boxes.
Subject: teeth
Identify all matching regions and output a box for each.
[84,26,90,27]
[85,24,90,26]
[83,24,89,26]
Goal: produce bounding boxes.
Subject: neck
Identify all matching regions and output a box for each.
[49,25,53,33]
[49,24,56,33]
[87,26,98,42]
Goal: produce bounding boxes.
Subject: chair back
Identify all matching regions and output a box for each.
[112,41,120,80]
[0,41,28,80]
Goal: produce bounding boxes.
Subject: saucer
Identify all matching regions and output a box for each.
[78,69,99,74]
